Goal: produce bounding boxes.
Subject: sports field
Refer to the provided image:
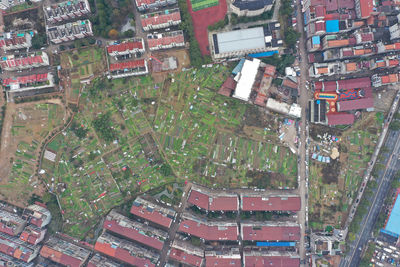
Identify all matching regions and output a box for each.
[190,0,218,11]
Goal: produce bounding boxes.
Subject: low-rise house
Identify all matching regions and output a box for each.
[108,59,148,78]
[44,0,91,24]
[103,210,168,251]
[169,240,204,267]
[205,249,241,266]
[240,193,301,212]
[243,251,300,267]
[141,8,181,31]
[241,222,301,241]
[0,32,32,51]
[0,210,26,236]
[0,236,39,263]
[0,52,49,71]
[135,0,176,12]
[19,226,46,245]
[47,20,93,44]
[147,30,185,51]
[106,38,145,57]
[130,197,176,229]
[40,236,91,267]
[187,186,239,212]
[178,213,238,241]
[95,232,159,267]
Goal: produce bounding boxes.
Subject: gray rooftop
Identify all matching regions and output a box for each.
[215,27,266,54]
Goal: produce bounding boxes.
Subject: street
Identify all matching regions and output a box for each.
[295,0,310,264]
[340,96,400,267]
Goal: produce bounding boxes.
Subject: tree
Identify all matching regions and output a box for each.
[284,27,300,48]
[92,112,118,142]
[31,33,47,49]
[123,29,134,38]
[159,164,172,176]
[108,29,119,39]
[389,120,400,131]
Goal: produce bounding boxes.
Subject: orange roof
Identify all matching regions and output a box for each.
[376,61,386,67]
[353,21,365,27]
[95,242,116,257]
[346,62,357,71]
[395,43,400,50]
[14,249,22,259]
[40,246,63,262]
[19,232,29,242]
[354,49,365,55]
[328,39,349,47]
[365,48,372,54]
[317,67,329,74]
[385,44,395,50]
[389,74,398,83]
[381,75,390,84]
[389,59,399,66]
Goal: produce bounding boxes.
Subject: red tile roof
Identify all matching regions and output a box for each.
[178,218,238,241]
[241,224,300,241]
[359,0,374,18]
[94,240,155,267]
[147,33,184,49]
[337,98,374,111]
[142,11,181,28]
[2,73,48,86]
[188,189,239,211]
[19,227,45,245]
[0,55,44,69]
[314,77,371,92]
[103,219,164,250]
[109,59,145,72]
[41,246,83,266]
[0,238,32,263]
[169,248,204,267]
[241,195,301,211]
[218,77,236,97]
[205,255,241,266]
[107,41,143,54]
[244,254,300,267]
[130,199,174,228]
[136,0,157,8]
[315,5,326,17]
[327,113,355,125]
[0,35,29,49]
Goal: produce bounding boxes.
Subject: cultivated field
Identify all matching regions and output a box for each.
[308,112,382,230]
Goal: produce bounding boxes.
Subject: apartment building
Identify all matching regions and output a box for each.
[44,0,91,23]
[106,38,145,57]
[47,20,93,44]
[0,32,32,51]
[0,52,49,71]
[141,8,181,31]
[0,210,27,236]
[169,240,204,267]
[108,59,148,78]
[130,197,176,229]
[135,0,176,12]
[147,30,185,51]
[22,204,52,228]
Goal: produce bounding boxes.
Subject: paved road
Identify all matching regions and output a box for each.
[295,0,310,264]
[341,96,400,267]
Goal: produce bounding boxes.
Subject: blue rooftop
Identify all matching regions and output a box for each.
[248,50,279,58]
[326,20,339,33]
[312,36,320,45]
[232,58,245,75]
[384,192,400,237]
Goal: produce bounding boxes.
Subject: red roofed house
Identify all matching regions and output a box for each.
[314,77,371,92]
[337,97,374,112]
[240,194,301,212]
[147,30,185,51]
[355,0,374,18]
[87,253,121,267]
[107,38,145,57]
[19,226,46,245]
[130,197,176,229]
[103,210,167,251]
[0,236,39,263]
[241,222,300,241]
[0,32,32,51]
[205,250,241,267]
[0,52,49,71]
[187,186,239,212]
[23,204,52,228]
[0,210,26,236]
[169,240,204,267]
[218,76,237,97]
[179,214,238,241]
[141,8,181,31]
[94,232,159,267]
[109,59,148,78]
[2,73,54,96]
[327,112,355,125]
[40,236,91,267]
[243,251,300,267]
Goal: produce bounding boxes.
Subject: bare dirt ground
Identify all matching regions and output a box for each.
[151,49,191,83]
[0,98,65,206]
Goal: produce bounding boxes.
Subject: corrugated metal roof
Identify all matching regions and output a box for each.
[216,27,265,54]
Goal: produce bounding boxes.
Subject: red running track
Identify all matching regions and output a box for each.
[186,0,227,55]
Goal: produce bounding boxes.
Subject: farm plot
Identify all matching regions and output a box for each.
[308,112,380,230]
[39,76,171,239]
[152,65,297,188]
[1,103,64,205]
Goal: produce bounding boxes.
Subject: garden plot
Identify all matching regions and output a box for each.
[0,103,64,206]
[308,112,381,230]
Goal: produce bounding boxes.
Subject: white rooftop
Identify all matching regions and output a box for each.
[233,58,261,101]
[215,27,266,54]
